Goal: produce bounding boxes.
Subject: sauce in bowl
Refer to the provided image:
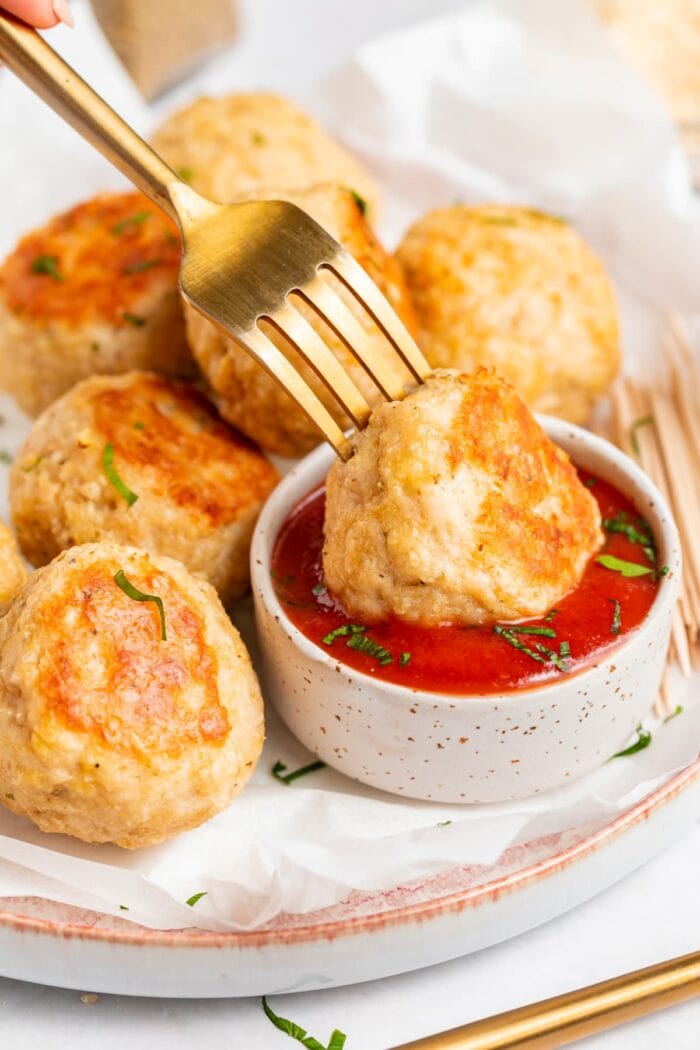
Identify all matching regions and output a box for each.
[271,471,663,695]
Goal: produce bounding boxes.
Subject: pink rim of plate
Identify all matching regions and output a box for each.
[0,756,697,948]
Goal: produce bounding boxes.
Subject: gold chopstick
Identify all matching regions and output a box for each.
[390,950,700,1049]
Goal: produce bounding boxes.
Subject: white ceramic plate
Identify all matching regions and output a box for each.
[0,756,698,996]
[0,7,698,999]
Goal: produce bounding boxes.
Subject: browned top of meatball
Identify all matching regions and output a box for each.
[85,373,279,528]
[34,552,229,758]
[323,368,603,626]
[0,192,181,326]
[446,370,601,589]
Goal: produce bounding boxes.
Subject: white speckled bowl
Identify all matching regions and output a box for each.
[251,418,681,803]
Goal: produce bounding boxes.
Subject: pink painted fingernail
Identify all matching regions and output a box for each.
[52,0,75,28]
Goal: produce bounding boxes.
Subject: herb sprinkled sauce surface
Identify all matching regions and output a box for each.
[271,471,663,695]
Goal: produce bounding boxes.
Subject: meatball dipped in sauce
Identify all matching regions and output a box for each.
[272,369,670,695]
[322,369,603,626]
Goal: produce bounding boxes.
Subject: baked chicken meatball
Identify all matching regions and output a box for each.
[592,0,700,126]
[0,192,193,417]
[151,92,379,219]
[10,372,278,604]
[0,543,264,848]
[396,205,620,423]
[323,369,603,626]
[0,521,27,616]
[187,183,417,457]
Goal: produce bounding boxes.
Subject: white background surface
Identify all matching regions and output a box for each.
[0,0,698,1045]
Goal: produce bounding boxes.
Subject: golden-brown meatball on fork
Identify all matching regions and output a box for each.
[323,369,603,626]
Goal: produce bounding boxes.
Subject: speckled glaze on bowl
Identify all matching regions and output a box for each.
[251,418,681,803]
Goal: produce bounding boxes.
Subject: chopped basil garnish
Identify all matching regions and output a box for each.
[21,454,44,473]
[663,705,683,723]
[523,207,567,224]
[437,820,452,827]
[507,625,557,638]
[603,513,655,564]
[534,642,570,672]
[123,259,162,274]
[659,565,670,576]
[596,554,654,578]
[608,598,621,635]
[118,904,129,911]
[544,608,559,621]
[493,625,570,672]
[272,759,326,785]
[122,312,146,327]
[630,415,654,456]
[322,623,397,667]
[346,631,393,666]
[494,626,548,665]
[31,254,63,280]
[583,478,597,488]
[400,652,412,667]
[262,997,346,1049]
[113,569,167,641]
[311,583,326,596]
[112,211,150,235]
[611,724,652,759]
[186,892,207,907]
[102,442,138,507]
[322,624,366,645]
[481,215,519,226]
[133,421,145,430]
[348,188,368,215]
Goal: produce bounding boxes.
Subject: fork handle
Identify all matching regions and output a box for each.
[0,12,182,221]
[391,949,700,1049]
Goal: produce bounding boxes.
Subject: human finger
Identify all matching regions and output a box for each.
[0,0,73,29]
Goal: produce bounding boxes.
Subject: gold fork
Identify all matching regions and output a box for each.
[390,949,700,1049]
[0,14,431,460]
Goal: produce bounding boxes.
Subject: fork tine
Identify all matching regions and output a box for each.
[239,323,352,459]
[323,249,433,383]
[295,275,411,402]
[265,300,373,428]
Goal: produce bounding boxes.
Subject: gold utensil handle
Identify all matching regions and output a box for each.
[0,12,179,220]
[391,950,700,1049]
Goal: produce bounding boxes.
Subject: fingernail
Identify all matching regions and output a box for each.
[52,0,75,27]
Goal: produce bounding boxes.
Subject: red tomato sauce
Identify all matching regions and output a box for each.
[270,471,662,695]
